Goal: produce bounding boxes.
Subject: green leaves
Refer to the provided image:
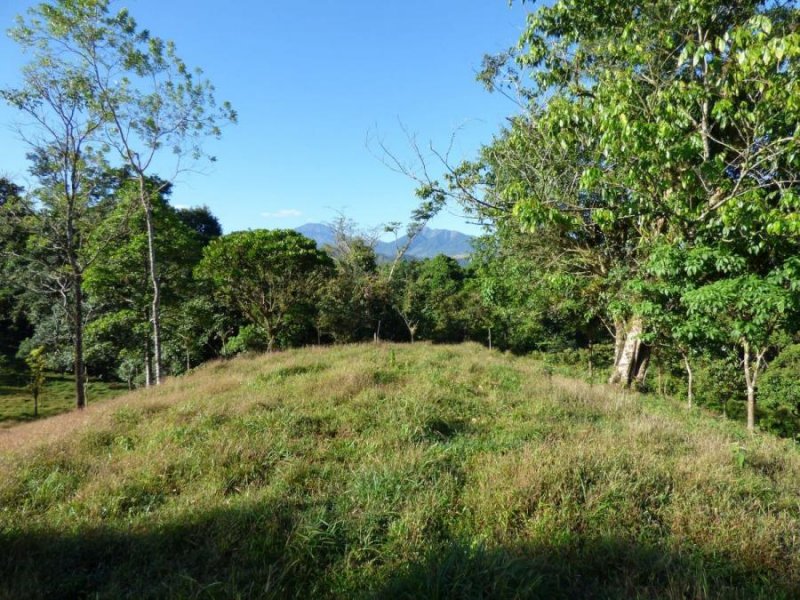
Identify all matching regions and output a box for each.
[196,230,333,351]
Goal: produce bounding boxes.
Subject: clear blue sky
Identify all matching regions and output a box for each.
[0,1,530,235]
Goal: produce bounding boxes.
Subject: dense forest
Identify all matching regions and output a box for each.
[2,0,800,440]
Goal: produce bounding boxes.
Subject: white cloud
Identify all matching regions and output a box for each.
[261,209,303,219]
[173,204,190,210]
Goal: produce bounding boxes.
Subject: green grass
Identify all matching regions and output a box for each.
[0,366,128,427]
[2,343,800,598]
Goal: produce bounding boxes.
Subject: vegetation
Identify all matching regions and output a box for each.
[2,1,800,594]
[2,343,800,598]
[0,0,798,437]
[0,363,126,426]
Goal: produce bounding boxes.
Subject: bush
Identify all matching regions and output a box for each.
[222,325,270,357]
[758,344,800,439]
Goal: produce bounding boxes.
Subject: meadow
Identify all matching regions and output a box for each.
[0,363,128,427]
[1,343,799,599]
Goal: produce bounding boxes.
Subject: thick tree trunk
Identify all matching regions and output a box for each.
[608,316,649,387]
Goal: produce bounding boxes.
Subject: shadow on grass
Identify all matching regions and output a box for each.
[376,538,799,600]
[2,503,798,600]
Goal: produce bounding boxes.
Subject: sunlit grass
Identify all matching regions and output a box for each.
[0,368,128,427]
[1,343,799,598]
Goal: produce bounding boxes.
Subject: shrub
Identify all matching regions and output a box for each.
[759,344,800,439]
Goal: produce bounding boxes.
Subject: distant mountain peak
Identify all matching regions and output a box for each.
[294,223,474,260]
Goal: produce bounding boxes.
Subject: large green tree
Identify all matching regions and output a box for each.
[459,0,800,389]
[84,180,209,384]
[196,230,333,352]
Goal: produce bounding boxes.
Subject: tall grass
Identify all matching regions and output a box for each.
[1,343,799,598]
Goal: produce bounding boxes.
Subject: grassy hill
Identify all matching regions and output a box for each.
[1,343,800,599]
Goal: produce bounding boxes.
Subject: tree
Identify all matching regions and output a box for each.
[196,230,333,352]
[317,221,385,344]
[11,0,236,386]
[0,179,31,357]
[415,255,466,343]
[25,346,47,418]
[461,0,800,386]
[0,41,122,408]
[175,206,223,245]
[390,260,424,343]
[683,273,798,432]
[84,181,207,383]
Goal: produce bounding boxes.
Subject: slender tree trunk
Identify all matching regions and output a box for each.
[74,273,86,409]
[743,342,755,432]
[33,392,38,417]
[140,177,163,385]
[144,336,152,388]
[742,342,764,433]
[683,353,693,409]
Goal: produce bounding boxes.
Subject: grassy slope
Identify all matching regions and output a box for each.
[1,343,799,599]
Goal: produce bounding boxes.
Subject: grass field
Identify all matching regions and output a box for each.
[1,343,800,599]
[0,365,128,427]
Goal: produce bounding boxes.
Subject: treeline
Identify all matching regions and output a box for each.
[415,0,800,437]
[0,180,518,385]
[4,0,800,440]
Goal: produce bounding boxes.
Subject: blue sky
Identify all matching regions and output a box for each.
[0,1,530,235]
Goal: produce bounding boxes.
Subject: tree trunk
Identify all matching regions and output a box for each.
[683,354,693,409]
[74,275,86,409]
[634,345,651,387]
[742,342,764,433]
[746,383,756,432]
[140,179,163,385]
[743,342,755,432]
[608,316,649,387]
[144,336,152,388]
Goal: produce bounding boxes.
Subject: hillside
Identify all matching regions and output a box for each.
[2,343,800,599]
[295,223,475,260]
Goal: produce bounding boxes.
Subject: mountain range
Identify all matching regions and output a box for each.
[294,223,475,261]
